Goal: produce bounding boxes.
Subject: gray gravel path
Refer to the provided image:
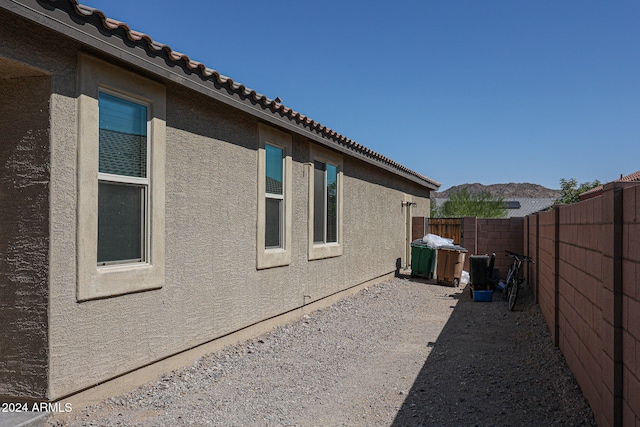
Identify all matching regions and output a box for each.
[48,277,596,426]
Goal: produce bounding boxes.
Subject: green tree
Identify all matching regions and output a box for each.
[431,189,507,218]
[556,178,601,204]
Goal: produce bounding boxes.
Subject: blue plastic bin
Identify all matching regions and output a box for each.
[473,290,493,302]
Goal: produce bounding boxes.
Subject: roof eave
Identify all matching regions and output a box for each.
[1,0,440,191]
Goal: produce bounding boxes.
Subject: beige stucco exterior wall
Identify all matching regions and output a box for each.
[0,68,51,400]
[0,12,432,401]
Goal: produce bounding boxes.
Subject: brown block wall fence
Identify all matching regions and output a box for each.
[461,217,524,278]
[525,183,640,427]
[417,187,640,426]
[413,216,525,280]
[412,216,426,242]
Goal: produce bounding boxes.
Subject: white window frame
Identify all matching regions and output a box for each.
[97,90,150,265]
[264,143,285,249]
[308,145,343,260]
[256,123,292,269]
[77,54,166,301]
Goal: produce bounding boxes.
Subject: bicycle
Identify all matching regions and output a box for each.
[504,250,534,311]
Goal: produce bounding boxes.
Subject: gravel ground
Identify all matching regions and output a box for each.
[48,277,596,426]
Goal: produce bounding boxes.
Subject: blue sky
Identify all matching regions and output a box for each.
[84,0,639,191]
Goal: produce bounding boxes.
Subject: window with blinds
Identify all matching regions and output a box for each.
[313,161,338,244]
[265,143,284,249]
[97,91,149,264]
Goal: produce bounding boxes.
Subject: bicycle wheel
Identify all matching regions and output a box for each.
[504,267,514,300]
[508,279,519,311]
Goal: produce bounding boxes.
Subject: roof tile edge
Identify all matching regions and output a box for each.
[55,0,440,189]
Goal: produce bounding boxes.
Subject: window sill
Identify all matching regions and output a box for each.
[256,248,291,270]
[308,243,343,261]
[78,263,164,301]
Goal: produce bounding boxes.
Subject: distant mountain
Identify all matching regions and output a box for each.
[432,183,562,200]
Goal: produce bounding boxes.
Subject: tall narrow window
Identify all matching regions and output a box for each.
[308,146,342,260]
[97,92,148,264]
[77,53,165,301]
[313,161,338,244]
[265,144,284,248]
[256,124,292,269]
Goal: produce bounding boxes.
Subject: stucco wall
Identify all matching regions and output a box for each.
[0,70,51,400]
[0,16,433,400]
[46,79,431,398]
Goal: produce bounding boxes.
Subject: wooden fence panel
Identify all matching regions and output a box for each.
[412,217,425,242]
[427,218,462,245]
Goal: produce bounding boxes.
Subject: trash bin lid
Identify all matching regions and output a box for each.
[438,245,467,252]
[411,239,428,247]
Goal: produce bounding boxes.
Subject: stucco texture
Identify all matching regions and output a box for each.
[0,12,432,401]
[0,71,51,399]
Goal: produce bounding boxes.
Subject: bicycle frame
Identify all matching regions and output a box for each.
[504,251,534,311]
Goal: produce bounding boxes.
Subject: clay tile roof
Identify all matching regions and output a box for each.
[580,169,640,199]
[47,0,439,189]
[579,185,603,197]
[618,170,640,182]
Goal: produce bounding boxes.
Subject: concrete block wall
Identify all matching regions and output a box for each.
[393,191,640,427]
[412,217,426,242]
[461,217,524,279]
[558,194,606,424]
[526,183,640,427]
[621,184,640,426]
[524,214,539,303]
[534,209,557,343]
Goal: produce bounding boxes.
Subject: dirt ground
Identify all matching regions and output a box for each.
[46,277,596,426]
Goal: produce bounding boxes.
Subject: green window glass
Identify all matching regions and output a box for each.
[98,92,147,178]
[313,161,325,243]
[98,182,144,263]
[97,92,148,264]
[265,144,284,248]
[314,161,338,244]
[326,163,338,243]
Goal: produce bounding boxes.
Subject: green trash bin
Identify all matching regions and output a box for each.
[410,240,436,279]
